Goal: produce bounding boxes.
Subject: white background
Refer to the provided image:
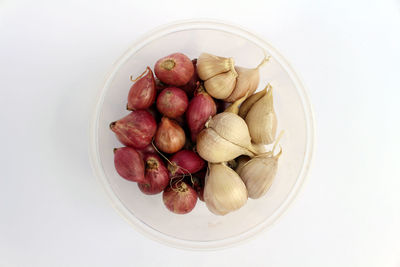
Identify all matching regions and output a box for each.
[1,0,399,266]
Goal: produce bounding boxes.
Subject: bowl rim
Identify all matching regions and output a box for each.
[89,19,316,250]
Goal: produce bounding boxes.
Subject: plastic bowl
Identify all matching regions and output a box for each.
[89,20,315,250]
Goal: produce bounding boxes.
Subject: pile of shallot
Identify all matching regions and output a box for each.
[110,52,282,215]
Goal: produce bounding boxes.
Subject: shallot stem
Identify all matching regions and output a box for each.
[151,140,173,165]
[152,140,194,187]
[130,67,150,82]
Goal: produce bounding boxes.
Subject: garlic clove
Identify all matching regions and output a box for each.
[207,112,254,152]
[224,92,248,115]
[245,84,277,144]
[204,69,238,99]
[204,163,248,215]
[237,132,283,199]
[238,88,267,118]
[197,53,235,81]
[224,56,269,103]
[237,149,281,199]
[196,128,254,163]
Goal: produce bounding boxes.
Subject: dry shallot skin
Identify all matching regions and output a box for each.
[156,87,189,119]
[154,117,186,154]
[110,110,157,149]
[138,153,170,195]
[186,87,217,142]
[163,181,198,214]
[127,67,156,110]
[113,147,145,183]
[168,150,205,176]
[154,53,194,86]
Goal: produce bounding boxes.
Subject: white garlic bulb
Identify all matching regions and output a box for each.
[204,69,238,99]
[245,84,277,144]
[196,128,254,163]
[238,89,267,119]
[237,149,281,199]
[224,56,269,103]
[237,132,283,199]
[207,112,256,153]
[197,53,234,81]
[204,163,248,215]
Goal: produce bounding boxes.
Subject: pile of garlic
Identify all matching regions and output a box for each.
[197,53,269,102]
[196,53,282,216]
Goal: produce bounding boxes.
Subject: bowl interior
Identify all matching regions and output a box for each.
[92,22,313,249]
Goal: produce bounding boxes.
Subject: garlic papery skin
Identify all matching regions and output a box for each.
[196,128,254,163]
[224,56,270,103]
[238,88,267,119]
[207,112,256,153]
[204,163,248,215]
[237,149,281,199]
[245,84,277,144]
[197,53,235,81]
[204,69,238,99]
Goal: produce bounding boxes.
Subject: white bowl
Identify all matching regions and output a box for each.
[89,20,315,250]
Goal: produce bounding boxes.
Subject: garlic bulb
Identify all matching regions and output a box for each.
[224,56,270,103]
[237,148,281,199]
[204,69,238,99]
[197,53,235,81]
[245,84,277,144]
[207,112,257,154]
[238,88,267,119]
[224,92,248,115]
[196,128,254,163]
[237,131,283,199]
[204,163,248,215]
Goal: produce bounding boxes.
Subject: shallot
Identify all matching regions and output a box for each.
[154,53,194,86]
[113,147,145,183]
[138,153,170,195]
[110,110,157,149]
[127,67,156,110]
[154,117,186,154]
[163,181,197,214]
